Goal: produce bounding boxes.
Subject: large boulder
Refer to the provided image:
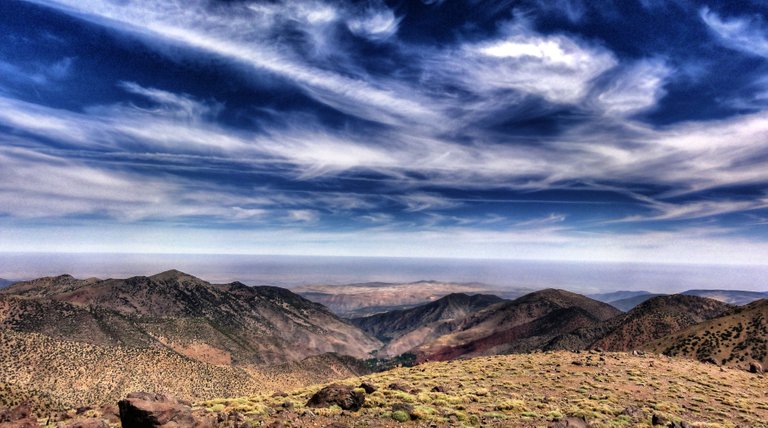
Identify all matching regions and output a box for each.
[306,385,365,411]
[118,392,212,428]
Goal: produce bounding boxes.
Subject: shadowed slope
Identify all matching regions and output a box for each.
[1,270,381,365]
[411,289,621,361]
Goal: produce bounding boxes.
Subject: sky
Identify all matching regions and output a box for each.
[2,0,768,265]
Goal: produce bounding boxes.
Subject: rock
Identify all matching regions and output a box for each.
[621,406,645,421]
[324,424,349,428]
[306,384,365,411]
[700,356,718,366]
[392,403,418,422]
[749,361,763,374]
[271,391,288,398]
[431,385,446,393]
[387,383,409,392]
[549,416,588,427]
[652,414,669,426]
[571,360,583,366]
[99,405,120,424]
[280,401,294,409]
[359,382,377,394]
[118,392,198,428]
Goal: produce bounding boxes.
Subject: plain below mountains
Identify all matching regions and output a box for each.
[293,281,530,317]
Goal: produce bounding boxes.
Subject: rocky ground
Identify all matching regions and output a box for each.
[196,351,767,427]
[2,351,767,427]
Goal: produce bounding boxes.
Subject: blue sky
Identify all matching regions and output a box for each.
[1,0,768,264]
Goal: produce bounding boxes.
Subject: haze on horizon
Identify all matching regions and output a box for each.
[2,1,768,267]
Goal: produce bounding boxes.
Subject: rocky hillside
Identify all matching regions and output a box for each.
[1,270,381,366]
[199,351,768,427]
[411,289,621,361]
[0,328,370,414]
[648,299,768,370]
[294,281,527,317]
[591,295,733,351]
[351,293,504,357]
[544,295,732,352]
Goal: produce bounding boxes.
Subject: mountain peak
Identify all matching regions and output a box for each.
[148,269,198,281]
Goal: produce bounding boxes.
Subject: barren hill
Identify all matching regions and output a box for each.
[545,294,733,352]
[648,298,768,370]
[1,270,381,365]
[411,289,621,361]
[350,293,504,357]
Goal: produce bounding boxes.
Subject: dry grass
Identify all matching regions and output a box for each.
[201,351,768,427]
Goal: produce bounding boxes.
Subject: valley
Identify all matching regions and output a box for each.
[0,270,766,427]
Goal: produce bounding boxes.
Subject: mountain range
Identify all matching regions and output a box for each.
[1,269,766,416]
[0,279,14,289]
[589,289,768,311]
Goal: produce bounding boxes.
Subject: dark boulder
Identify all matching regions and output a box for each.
[387,383,409,392]
[306,385,365,412]
[749,361,763,374]
[118,392,209,428]
[359,382,377,394]
[431,385,446,393]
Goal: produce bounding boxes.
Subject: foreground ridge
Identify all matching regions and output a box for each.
[198,351,768,427]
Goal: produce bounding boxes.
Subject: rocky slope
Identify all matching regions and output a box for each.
[647,298,768,370]
[200,351,768,427]
[545,294,733,352]
[591,295,733,351]
[350,293,504,357]
[410,289,621,361]
[1,270,381,366]
[0,328,370,414]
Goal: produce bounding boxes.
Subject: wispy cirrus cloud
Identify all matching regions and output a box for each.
[2,0,768,263]
[701,7,768,58]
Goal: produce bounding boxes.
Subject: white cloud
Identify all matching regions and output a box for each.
[459,23,617,103]
[594,59,671,116]
[347,8,400,41]
[22,0,439,127]
[701,7,768,58]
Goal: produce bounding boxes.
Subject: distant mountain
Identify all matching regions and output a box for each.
[591,295,733,351]
[411,289,621,362]
[294,280,530,317]
[0,270,381,365]
[350,293,504,357]
[588,290,653,303]
[608,293,667,311]
[681,289,768,306]
[546,295,732,352]
[647,299,768,370]
[0,278,14,289]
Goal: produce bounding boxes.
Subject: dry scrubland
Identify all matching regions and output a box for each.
[202,351,768,427]
[0,329,365,414]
